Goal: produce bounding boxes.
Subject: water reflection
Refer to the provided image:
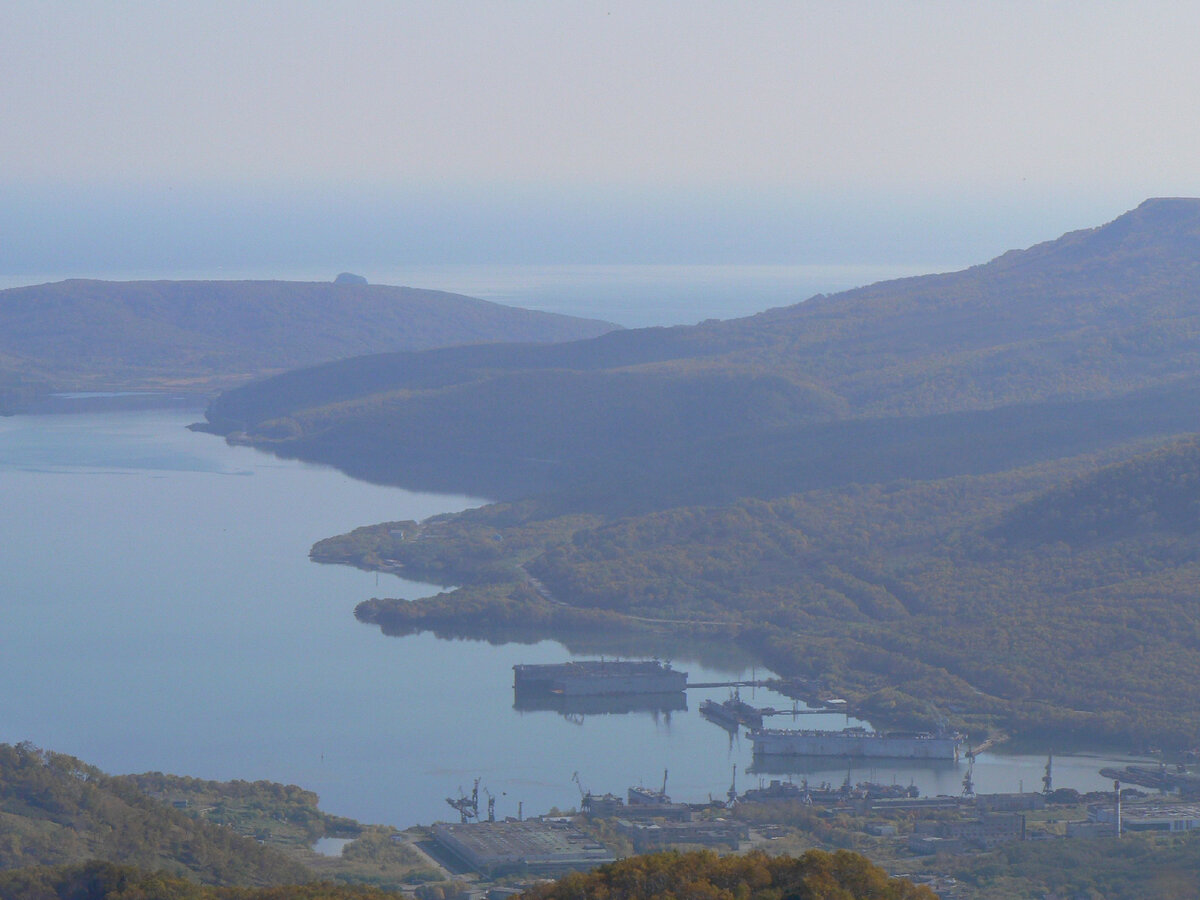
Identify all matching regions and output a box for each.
[371,619,766,675]
[513,692,688,717]
[2,410,1163,827]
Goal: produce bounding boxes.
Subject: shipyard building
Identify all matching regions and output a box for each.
[584,787,692,822]
[431,820,615,876]
[909,813,1026,853]
[1092,801,1200,833]
[615,818,749,852]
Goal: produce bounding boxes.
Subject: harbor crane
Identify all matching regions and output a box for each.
[445,777,481,823]
[572,771,593,815]
[483,787,496,822]
[961,755,976,798]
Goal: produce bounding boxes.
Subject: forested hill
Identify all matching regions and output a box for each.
[222,199,1200,748]
[204,198,1200,508]
[0,278,617,392]
[0,743,307,885]
[993,436,1200,545]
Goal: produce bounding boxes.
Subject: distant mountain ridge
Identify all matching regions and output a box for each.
[734,197,1200,414]
[205,199,1200,747]
[205,198,1200,506]
[0,278,618,394]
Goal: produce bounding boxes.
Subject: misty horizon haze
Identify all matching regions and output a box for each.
[6,4,1200,282]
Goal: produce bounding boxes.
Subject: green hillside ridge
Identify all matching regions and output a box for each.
[0,860,413,900]
[212,199,1200,746]
[0,278,617,394]
[994,435,1200,544]
[205,199,1200,505]
[211,197,1200,419]
[0,743,308,886]
[0,743,440,893]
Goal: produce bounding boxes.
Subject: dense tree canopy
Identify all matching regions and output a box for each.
[226,202,1200,745]
[0,743,309,885]
[525,850,935,900]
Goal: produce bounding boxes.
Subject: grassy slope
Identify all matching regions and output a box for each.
[0,859,409,899]
[0,744,438,891]
[0,744,309,886]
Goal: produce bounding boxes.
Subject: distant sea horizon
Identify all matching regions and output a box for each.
[0,262,957,328]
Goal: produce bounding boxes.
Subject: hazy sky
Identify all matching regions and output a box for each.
[4,2,1200,272]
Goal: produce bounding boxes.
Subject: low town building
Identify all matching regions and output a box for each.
[614,818,749,852]
[975,792,1046,812]
[913,813,1026,850]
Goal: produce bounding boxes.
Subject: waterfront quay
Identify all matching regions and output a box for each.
[425,761,1195,892]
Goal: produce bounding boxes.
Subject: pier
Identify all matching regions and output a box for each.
[686,680,778,689]
[686,678,827,695]
[761,707,849,717]
[686,678,846,712]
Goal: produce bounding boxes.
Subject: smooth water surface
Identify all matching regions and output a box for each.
[1,411,1146,828]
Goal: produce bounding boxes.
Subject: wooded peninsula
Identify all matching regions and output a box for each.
[208,199,1200,749]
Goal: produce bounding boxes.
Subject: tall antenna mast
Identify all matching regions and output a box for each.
[1114,780,1122,838]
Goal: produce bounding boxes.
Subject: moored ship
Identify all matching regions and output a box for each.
[748,726,962,760]
[739,777,920,805]
[700,691,764,731]
[513,659,688,697]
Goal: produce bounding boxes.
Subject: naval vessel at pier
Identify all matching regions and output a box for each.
[700,691,764,731]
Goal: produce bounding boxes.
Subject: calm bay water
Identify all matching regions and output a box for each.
[1,409,1148,828]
